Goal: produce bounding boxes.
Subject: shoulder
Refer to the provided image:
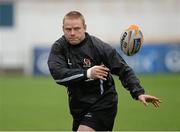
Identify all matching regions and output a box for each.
[88,34,114,51]
[53,36,68,49]
[89,34,105,45]
[53,36,67,47]
[50,36,67,54]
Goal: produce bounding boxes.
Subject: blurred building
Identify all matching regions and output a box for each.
[0,0,179,75]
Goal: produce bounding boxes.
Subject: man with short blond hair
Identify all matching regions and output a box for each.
[48,11,161,131]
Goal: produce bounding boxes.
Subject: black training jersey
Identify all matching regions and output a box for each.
[48,33,145,117]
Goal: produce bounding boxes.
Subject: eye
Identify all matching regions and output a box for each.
[65,28,71,32]
[74,27,81,31]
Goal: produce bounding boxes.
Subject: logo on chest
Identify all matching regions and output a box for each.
[83,58,92,68]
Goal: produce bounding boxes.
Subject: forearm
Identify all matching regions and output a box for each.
[102,47,145,99]
[119,66,145,99]
[48,61,87,86]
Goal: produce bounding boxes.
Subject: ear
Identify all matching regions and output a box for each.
[62,26,65,33]
[84,24,87,31]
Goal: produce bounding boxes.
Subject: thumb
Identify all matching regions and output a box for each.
[142,100,148,107]
[140,98,148,107]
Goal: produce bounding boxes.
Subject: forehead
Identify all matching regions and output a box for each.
[63,18,84,27]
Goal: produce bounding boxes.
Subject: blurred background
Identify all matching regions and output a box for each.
[0,0,180,131]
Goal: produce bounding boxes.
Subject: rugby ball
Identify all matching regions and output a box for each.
[120,24,143,56]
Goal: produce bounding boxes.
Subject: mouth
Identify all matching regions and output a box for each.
[69,38,78,41]
[69,38,76,40]
[68,38,81,45]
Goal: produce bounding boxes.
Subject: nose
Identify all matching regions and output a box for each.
[70,29,75,35]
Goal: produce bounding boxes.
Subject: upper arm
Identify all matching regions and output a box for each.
[48,42,87,86]
[48,43,67,69]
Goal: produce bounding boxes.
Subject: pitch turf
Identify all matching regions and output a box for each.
[0,74,180,131]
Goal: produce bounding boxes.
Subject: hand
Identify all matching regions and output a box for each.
[87,65,110,80]
[138,94,162,108]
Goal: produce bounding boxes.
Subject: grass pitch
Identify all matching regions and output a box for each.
[0,74,180,131]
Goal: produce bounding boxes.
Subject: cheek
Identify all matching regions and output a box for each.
[64,33,71,38]
[78,30,85,36]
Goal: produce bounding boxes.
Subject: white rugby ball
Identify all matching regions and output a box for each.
[120,24,143,56]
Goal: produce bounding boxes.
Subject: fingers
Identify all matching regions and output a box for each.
[151,98,162,108]
[138,94,162,108]
[96,75,107,80]
[152,100,161,108]
[90,65,110,80]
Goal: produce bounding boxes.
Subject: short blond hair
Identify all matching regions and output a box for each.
[63,11,85,26]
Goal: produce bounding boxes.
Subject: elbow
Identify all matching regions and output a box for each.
[55,81,68,87]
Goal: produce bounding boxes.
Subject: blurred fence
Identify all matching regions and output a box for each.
[33,47,50,76]
[33,43,180,76]
[116,43,180,74]
[1,0,180,75]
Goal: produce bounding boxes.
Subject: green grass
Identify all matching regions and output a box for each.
[0,74,180,131]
